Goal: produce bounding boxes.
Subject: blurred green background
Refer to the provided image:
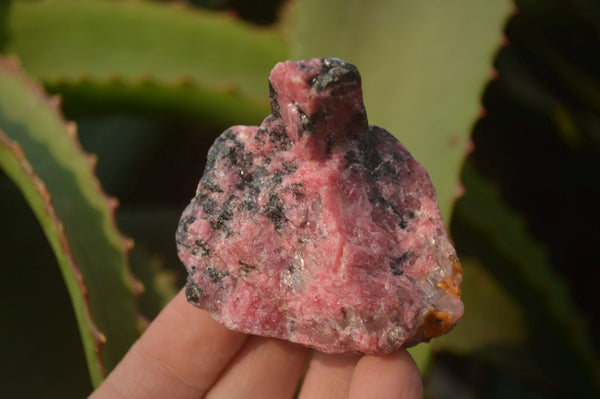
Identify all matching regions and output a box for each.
[0,0,598,397]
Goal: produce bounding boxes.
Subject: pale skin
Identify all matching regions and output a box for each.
[91,289,423,399]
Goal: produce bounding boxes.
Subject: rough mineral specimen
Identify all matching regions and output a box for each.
[176,58,463,355]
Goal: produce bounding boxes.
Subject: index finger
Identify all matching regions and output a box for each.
[90,289,248,399]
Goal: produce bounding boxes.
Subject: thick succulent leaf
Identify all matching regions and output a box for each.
[453,164,600,396]
[434,257,526,354]
[496,29,600,147]
[290,0,512,370]
[0,131,109,386]
[45,79,273,127]
[507,8,600,116]
[0,173,92,397]
[0,58,140,387]
[2,0,287,124]
[289,0,512,222]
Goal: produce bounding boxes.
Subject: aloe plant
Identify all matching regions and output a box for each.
[0,57,141,387]
[453,164,600,395]
[1,0,598,396]
[290,0,513,222]
[4,0,286,125]
[289,0,513,369]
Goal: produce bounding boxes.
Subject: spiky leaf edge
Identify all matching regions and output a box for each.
[454,163,600,394]
[0,57,142,387]
[0,131,108,385]
[3,0,288,124]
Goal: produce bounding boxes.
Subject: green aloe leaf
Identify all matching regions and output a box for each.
[2,0,288,124]
[453,163,600,396]
[0,58,140,387]
[289,0,512,222]
[289,0,512,370]
[0,173,92,397]
[45,80,272,126]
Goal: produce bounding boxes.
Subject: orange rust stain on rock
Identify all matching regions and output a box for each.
[437,255,463,297]
[451,255,462,273]
[422,308,455,339]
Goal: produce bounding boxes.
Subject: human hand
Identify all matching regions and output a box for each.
[90,289,423,399]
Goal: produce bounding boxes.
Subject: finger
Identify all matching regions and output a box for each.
[297,351,361,399]
[206,336,309,399]
[349,350,423,399]
[91,289,248,399]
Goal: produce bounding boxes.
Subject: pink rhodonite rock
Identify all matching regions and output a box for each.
[176,58,463,354]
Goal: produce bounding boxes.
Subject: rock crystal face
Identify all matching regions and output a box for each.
[176,58,463,354]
